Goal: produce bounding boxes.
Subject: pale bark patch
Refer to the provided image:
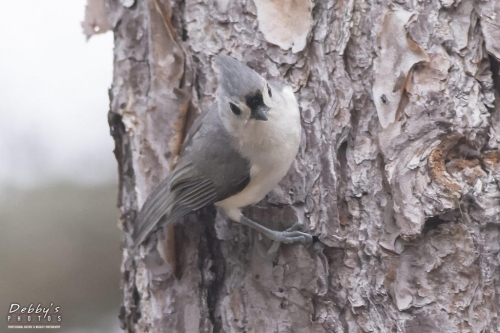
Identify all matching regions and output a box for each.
[373,7,429,129]
[253,0,312,53]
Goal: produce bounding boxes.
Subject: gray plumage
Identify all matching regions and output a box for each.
[132,55,312,253]
[132,103,251,250]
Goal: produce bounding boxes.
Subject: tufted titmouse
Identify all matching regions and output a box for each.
[132,55,312,254]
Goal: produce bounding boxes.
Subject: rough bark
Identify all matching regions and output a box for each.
[106,0,500,331]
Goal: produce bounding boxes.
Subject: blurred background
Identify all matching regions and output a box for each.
[0,1,121,332]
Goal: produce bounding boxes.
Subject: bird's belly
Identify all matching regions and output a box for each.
[217,173,274,208]
[215,160,290,211]
[216,114,301,218]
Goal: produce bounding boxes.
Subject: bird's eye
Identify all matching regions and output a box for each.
[267,84,272,98]
[229,102,241,115]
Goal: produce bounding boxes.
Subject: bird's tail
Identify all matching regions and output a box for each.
[131,177,176,252]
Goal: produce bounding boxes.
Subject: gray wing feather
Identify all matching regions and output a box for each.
[132,177,174,250]
[132,104,250,251]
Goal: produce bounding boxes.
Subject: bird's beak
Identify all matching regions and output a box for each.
[250,105,269,121]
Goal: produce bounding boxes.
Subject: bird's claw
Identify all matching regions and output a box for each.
[267,223,312,255]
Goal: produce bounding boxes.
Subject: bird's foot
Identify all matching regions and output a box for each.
[267,223,312,256]
[239,216,312,256]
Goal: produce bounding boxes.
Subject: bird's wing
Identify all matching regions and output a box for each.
[132,104,250,250]
[179,107,209,154]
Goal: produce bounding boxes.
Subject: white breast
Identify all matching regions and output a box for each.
[215,87,301,220]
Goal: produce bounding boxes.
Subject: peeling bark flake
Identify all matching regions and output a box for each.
[373,8,429,129]
[253,0,312,53]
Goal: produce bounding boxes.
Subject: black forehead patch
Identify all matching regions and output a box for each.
[245,91,264,111]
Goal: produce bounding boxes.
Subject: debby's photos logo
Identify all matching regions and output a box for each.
[6,303,62,329]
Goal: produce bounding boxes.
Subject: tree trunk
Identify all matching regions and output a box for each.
[106,0,500,331]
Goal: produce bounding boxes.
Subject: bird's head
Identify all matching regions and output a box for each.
[214,55,297,135]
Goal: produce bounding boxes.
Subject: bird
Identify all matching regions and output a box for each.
[132,54,312,255]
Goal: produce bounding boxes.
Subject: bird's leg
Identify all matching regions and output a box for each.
[239,216,312,251]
